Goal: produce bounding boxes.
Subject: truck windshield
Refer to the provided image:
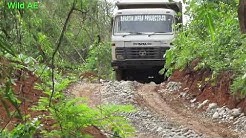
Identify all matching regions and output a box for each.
[114,14,173,34]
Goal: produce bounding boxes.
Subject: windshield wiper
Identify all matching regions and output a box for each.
[122,32,143,37]
[148,32,171,37]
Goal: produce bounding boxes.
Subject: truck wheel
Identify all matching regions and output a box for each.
[115,69,123,81]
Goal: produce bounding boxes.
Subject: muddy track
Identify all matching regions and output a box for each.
[68,81,245,138]
[135,83,239,138]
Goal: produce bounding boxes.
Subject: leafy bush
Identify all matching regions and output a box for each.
[0,52,135,137]
[0,0,130,137]
[83,41,114,79]
[0,117,41,138]
[10,117,41,138]
[32,67,135,138]
[164,0,246,95]
[39,98,135,137]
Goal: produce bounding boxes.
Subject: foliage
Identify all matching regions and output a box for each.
[83,41,114,79]
[0,78,22,119]
[164,0,246,95]
[10,117,41,138]
[0,0,134,137]
[40,99,135,138]
[0,117,41,138]
[33,69,135,138]
[0,55,135,137]
[0,55,25,120]
[0,34,15,56]
[0,0,113,74]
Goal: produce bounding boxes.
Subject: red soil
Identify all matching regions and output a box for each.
[0,71,46,130]
[0,71,106,138]
[169,61,246,113]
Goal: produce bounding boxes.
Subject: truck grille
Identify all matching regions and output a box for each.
[115,47,169,59]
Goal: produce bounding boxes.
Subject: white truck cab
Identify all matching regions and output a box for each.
[111,0,182,83]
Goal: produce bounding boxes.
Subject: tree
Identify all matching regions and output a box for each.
[238,0,246,33]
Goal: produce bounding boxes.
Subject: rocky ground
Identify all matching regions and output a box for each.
[68,80,246,138]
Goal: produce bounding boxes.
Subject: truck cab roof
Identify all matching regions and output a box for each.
[115,0,182,14]
[115,8,176,16]
[116,0,175,5]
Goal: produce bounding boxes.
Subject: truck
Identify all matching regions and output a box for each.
[111,0,182,83]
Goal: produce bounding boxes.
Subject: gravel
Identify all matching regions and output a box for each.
[198,101,246,133]
[206,103,218,112]
[197,100,209,109]
[177,86,246,135]
[166,81,182,92]
[190,98,197,103]
[212,111,220,119]
[99,81,204,138]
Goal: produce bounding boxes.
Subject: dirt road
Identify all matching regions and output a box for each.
[68,81,246,138]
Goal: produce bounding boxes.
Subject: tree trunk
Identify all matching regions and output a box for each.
[238,0,246,33]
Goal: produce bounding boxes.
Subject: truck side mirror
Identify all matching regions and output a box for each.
[111,17,113,27]
[110,17,113,34]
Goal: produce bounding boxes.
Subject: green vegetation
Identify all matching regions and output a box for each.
[165,0,246,95]
[0,0,134,137]
[83,42,114,79]
[1,0,113,75]
[34,70,135,137]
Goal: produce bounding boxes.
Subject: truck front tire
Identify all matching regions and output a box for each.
[115,69,123,81]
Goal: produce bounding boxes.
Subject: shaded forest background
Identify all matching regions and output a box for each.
[0,0,114,79]
[0,0,137,137]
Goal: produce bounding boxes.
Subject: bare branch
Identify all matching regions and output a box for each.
[49,0,77,106]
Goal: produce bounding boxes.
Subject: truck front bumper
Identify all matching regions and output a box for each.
[111,59,165,69]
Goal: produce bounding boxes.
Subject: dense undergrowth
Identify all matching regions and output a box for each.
[0,0,133,137]
[0,54,135,137]
[165,0,246,95]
